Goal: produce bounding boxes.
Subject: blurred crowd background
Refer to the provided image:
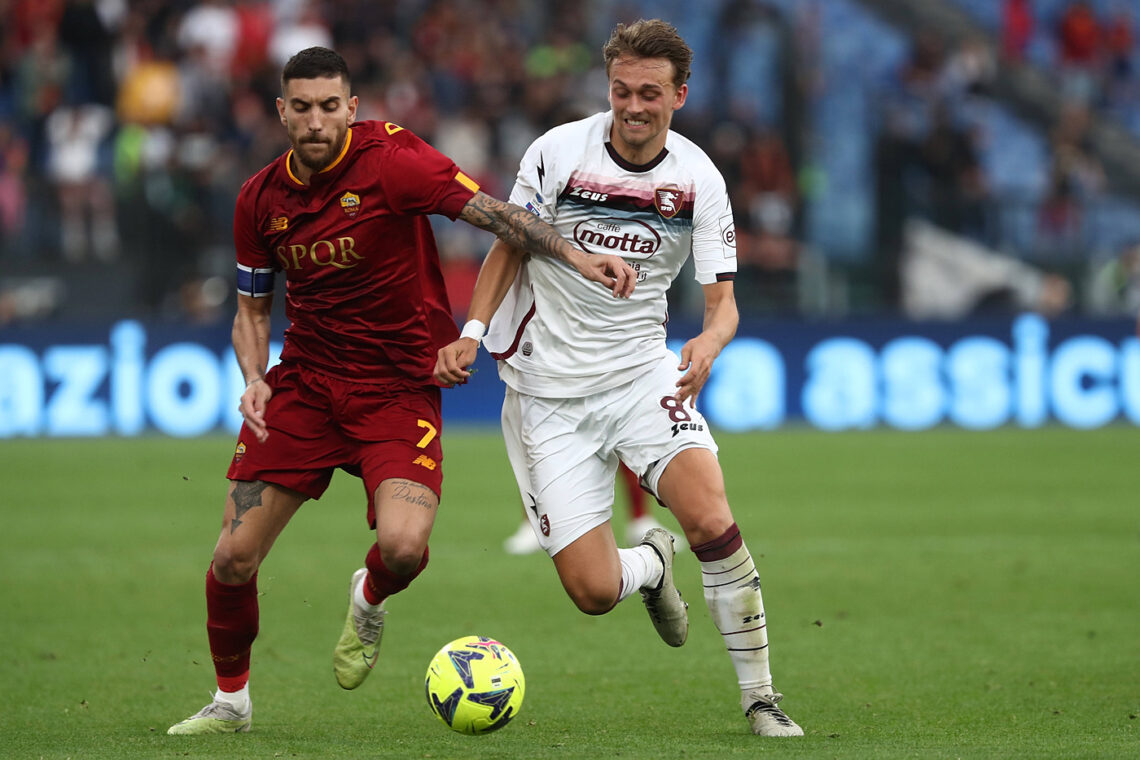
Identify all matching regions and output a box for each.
[3,0,1140,328]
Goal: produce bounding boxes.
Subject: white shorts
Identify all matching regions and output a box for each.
[501,352,718,556]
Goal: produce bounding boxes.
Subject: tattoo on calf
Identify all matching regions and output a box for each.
[390,479,436,510]
[230,480,268,533]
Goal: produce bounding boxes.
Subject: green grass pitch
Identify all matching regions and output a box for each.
[1,426,1137,759]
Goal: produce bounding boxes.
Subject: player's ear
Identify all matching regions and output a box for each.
[347,95,358,124]
[276,97,287,125]
[672,83,688,111]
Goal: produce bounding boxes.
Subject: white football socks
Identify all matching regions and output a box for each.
[700,542,773,692]
[617,544,663,602]
[353,574,382,612]
[214,684,250,714]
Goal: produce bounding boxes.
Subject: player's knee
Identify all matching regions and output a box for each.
[679,507,735,547]
[566,581,620,616]
[211,545,259,584]
[379,542,427,577]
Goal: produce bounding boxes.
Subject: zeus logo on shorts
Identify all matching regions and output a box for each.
[671,421,705,437]
[661,396,704,437]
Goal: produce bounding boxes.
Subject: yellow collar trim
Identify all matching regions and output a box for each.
[286,127,354,185]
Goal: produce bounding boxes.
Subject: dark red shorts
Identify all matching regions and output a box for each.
[227,362,444,527]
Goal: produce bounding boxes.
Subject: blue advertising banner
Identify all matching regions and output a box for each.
[1,314,1137,438]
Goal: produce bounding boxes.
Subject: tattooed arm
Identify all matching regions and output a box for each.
[458,191,635,298]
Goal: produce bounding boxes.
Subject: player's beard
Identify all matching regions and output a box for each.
[295,135,342,173]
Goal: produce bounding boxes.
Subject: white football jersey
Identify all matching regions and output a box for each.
[485,111,737,397]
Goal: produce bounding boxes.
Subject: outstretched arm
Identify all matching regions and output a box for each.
[458,191,636,299]
[434,239,524,386]
[233,293,274,442]
[675,281,738,404]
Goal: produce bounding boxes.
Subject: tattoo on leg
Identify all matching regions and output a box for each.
[230,481,268,534]
[389,479,436,510]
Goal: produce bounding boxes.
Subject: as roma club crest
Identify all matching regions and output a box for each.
[340,191,361,218]
[654,186,683,219]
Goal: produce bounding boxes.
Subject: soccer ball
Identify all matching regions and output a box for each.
[424,635,526,735]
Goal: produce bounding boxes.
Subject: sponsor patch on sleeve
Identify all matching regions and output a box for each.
[523,191,544,216]
[719,213,737,254]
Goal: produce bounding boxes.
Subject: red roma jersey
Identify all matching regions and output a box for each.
[233,120,478,386]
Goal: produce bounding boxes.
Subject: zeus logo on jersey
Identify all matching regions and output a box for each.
[568,185,609,202]
[275,237,363,270]
[573,218,661,257]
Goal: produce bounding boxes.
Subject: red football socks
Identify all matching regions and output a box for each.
[205,565,258,692]
[620,464,648,519]
[362,543,429,605]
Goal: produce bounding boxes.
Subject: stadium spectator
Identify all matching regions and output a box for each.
[12,17,72,165]
[1002,0,1035,61]
[175,0,239,79]
[732,125,801,314]
[1039,100,1106,255]
[56,0,118,107]
[0,121,29,258]
[939,36,997,102]
[166,46,635,736]
[1086,238,1140,316]
[1102,3,1135,106]
[2,0,1139,320]
[875,33,995,308]
[435,19,804,738]
[268,0,333,69]
[918,102,989,243]
[44,103,119,261]
[1056,0,1105,102]
[1057,0,1102,66]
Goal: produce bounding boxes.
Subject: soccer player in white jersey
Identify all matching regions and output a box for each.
[435,19,803,737]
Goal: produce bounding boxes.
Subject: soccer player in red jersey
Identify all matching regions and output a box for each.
[168,47,635,735]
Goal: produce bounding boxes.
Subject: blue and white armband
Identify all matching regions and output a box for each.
[236,264,275,297]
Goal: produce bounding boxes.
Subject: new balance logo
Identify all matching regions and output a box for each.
[413,454,437,470]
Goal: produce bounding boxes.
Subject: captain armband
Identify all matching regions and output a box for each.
[236,264,275,297]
